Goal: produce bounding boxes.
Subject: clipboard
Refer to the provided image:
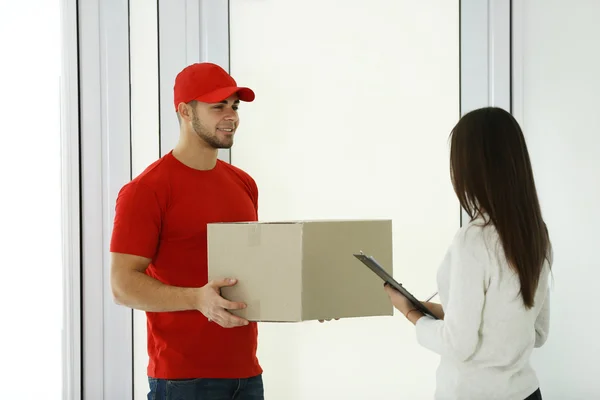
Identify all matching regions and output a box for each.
[353,251,439,320]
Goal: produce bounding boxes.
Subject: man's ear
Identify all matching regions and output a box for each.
[177,102,192,122]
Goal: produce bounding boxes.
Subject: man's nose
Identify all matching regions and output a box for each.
[224,110,238,121]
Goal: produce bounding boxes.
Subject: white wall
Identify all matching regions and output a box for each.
[129,1,160,398]
[0,1,62,398]
[230,1,460,398]
[513,1,600,397]
[78,0,134,397]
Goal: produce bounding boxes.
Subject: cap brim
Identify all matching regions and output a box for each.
[195,86,255,103]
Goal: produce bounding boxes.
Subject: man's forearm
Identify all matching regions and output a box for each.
[111,270,199,312]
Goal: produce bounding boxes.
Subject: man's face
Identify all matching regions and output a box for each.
[190,94,240,149]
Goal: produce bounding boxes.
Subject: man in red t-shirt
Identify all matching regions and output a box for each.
[110,62,264,399]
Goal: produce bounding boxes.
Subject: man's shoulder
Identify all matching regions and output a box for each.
[122,154,173,193]
[219,160,256,185]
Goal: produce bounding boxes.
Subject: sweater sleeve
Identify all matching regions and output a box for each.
[415,229,487,362]
[534,290,550,348]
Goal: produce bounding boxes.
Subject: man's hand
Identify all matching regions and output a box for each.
[318,318,340,323]
[196,278,250,328]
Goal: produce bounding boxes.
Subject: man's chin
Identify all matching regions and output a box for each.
[215,141,234,150]
[203,136,234,149]
[214,134,234,149]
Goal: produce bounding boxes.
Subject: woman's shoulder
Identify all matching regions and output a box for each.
[453,216,491,244]
[450,216,500,264]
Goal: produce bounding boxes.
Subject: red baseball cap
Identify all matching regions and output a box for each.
[173,62,255,111]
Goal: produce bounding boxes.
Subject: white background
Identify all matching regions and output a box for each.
[229,1,459,398]
[112,0,600,399]
[130,0,160,396]
[0,0,63,398]
[3,0,595,398]
[513,0,600,397]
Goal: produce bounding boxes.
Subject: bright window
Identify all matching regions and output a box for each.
[0,0,63,398]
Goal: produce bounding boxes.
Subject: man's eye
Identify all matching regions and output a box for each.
[233,106,239,111]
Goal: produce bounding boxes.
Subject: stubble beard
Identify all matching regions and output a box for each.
[191,111,234,149]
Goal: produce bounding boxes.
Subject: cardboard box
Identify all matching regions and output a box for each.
[207,219,393,322]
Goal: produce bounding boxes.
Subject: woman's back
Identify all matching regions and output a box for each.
[385,107,551,400]
[419,217,551,400]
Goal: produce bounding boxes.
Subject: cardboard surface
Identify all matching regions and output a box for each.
[207,219,394,322]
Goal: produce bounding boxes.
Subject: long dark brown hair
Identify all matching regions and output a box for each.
[449,107,550,308]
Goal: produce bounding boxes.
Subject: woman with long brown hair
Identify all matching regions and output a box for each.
[385,107,552,400]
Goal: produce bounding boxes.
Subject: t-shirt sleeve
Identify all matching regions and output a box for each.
[249,176,259,215]
[110,180,162,259]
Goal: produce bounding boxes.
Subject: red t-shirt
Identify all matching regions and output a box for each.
[110,151,262,379]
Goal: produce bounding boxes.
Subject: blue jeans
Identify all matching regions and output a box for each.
[147,375,264,400]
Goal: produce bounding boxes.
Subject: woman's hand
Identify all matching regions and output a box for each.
[422,301,445,320]
[384,284,426,325]
[384,284,414,316]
